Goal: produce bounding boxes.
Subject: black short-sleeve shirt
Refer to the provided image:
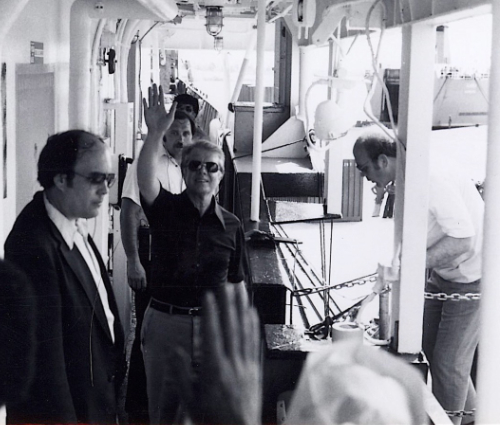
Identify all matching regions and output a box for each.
[142,189,246,307]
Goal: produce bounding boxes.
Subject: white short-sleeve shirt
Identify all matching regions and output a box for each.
[121,153,185,206]
[427,158,484,282]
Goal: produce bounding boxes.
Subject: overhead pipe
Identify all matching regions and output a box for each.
[476,2,500,422]
[90,19,107,133]
[250,0,267,223]
[89,0,177,20]
[132,0,178,21]
[69,0,177,260]
[70,0,178,129]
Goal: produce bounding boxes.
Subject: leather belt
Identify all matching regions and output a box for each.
[150,299,202,316]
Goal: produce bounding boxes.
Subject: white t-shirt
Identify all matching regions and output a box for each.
[121,153,185,206]
[427,158,484,283]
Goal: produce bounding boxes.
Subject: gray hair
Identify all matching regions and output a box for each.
[181,140,225,173]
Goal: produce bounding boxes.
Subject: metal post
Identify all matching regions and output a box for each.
[393,22,435,354]
[250,0,266,222]
[226,28,257,126]
[69,0,92,130]
[476,3,500,422]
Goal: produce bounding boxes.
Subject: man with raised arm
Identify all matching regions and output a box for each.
[137,84,246,424]
[120,109,194,423]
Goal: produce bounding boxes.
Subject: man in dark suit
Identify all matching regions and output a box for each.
[4,130,126,424]
[0,259,36,407]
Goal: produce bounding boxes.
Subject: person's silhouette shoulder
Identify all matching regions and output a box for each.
[0,258,36,405]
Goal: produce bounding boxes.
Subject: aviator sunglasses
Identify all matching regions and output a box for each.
[186,160,220,173]
[73,172,116,187]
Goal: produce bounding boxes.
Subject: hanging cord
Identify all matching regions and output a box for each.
[433,76,449,103]
[363,0,405,150]
[273,222,342,321]
[139,21,161,43]
[233,138,306,160]
[473,75,490,104]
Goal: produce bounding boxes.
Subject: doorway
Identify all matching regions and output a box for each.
[15,65,55,214]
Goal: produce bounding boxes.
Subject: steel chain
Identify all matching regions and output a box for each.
[445,408,475,418]
[424,292,481,301]
[336,275,377,289]
[293,274,377,296]
[295,274,481,301]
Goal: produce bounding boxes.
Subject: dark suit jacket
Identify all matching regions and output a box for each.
[4,191,126,424]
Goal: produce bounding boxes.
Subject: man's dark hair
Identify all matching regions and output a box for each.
[37,130,105,189]
[174,93,200,117]
[174,110,196,135]
[356,132,397,161]
[182,140,225,174]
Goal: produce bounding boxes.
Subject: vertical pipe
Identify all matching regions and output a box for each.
[69,0,92,129]
[114,19,128,103]
[393,22,434,354]
[327,39,335,101]
[226,28,257,126]
[324,30,343,216]
[297,46,311,126]
[250,0,266,222]
[379,290,390,340]
[327,27,341,101]
[121,20,141,104]
[476,3,500,422]
[90,19,106,133]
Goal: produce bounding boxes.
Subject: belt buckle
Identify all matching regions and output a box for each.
[188,307,201,315]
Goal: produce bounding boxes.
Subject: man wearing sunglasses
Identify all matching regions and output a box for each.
[4,130,126,423]
[120,109,195,423]
[137,85,246,425]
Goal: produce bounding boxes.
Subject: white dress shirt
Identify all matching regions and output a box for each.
[44,193,115,342]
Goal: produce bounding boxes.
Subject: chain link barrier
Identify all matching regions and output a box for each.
[293,274,378,296]
[294,273,481,301]
[424,292,481,301]
[296,273,479,419]
[445,408,475,418]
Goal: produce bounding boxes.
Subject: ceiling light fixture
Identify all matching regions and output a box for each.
[205,6,224,37]
[214,36,223,51]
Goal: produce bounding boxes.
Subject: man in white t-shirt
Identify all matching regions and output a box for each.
[120,110,194,422]
[353,132,483,425]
